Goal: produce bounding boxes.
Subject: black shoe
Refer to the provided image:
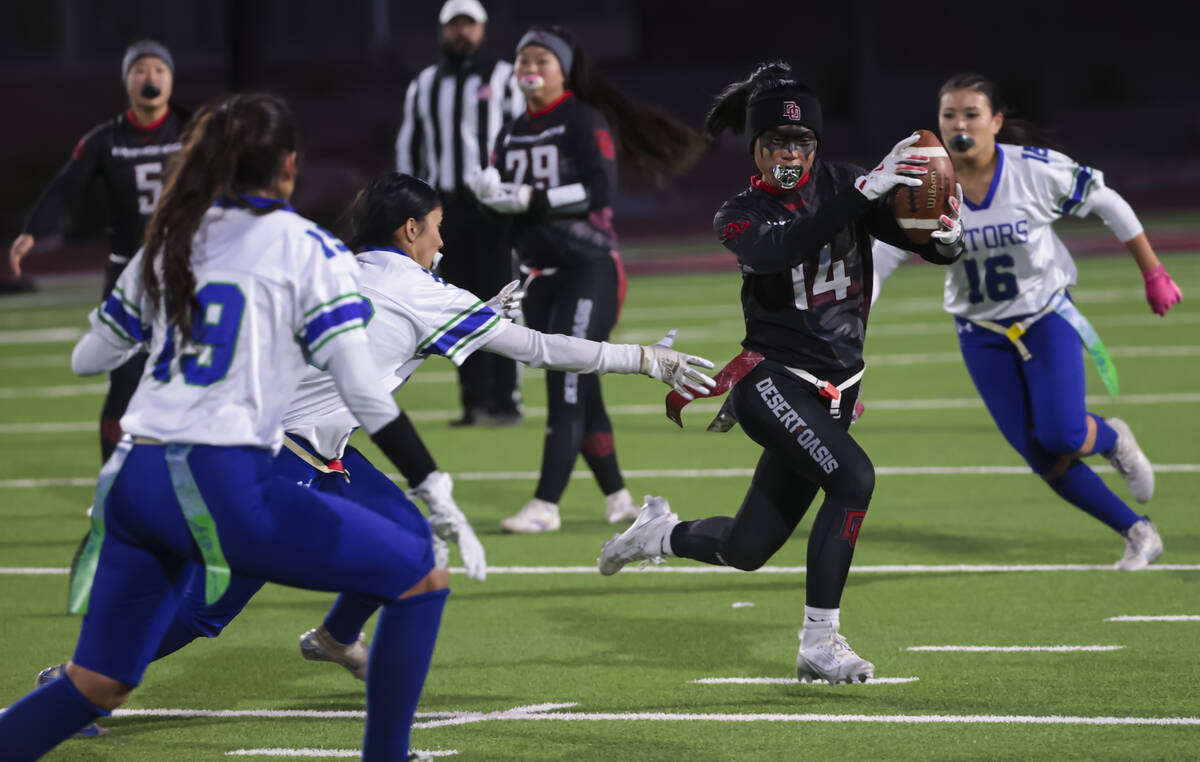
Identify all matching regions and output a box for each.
[485,410,523,427]
[449,410,481,427]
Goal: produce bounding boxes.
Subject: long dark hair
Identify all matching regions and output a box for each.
[704,60,799,137]
[346,172,441,252]
[938,72,1063,151]
[525,25,707,182]
[142,92,297,342]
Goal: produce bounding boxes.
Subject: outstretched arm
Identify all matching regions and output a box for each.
[1088,186,1181,315]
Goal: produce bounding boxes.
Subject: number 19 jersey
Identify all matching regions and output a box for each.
[91,201,370,451]
[941,144,1109,320]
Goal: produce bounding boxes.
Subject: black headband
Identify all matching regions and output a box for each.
[516,30,574,78]
[745,90,823,153]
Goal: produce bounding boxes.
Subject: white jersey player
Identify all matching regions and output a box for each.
[6,93,468,760]
[872,143,1142,320]
[82,198,369,451]
[870,73,1180,571]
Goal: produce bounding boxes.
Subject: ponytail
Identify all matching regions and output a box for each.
[523,25,707,183]
[704,61,795,136]
[938,72,1063,152]
[142,92,297,342]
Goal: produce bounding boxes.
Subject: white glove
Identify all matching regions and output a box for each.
[479,182,533,214]
[854,133,928,201]
[931,182,964,249]
[639,329,716,400]
[466,166,502,200]
[485,278,525,321]
[411,471,487,581]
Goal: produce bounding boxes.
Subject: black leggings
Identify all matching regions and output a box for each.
[670,361,873,608]
[522,257,624,503]
[99,260,143,462]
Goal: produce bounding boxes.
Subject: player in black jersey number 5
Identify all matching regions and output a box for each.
[599,62,965,685]
[9,40,189,463]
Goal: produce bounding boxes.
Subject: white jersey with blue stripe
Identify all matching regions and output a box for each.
[91,199,369,451]
[875,144,1107,321]
[282,247,509,459]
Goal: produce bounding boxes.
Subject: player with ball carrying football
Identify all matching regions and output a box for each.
[871,72,1182,571]
[597,61,964,685]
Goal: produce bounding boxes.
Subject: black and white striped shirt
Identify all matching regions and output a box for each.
[395,51,524,196]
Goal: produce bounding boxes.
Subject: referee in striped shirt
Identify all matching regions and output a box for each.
[396,0,525,426]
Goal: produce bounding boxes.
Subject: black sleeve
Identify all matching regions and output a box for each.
[863,198,961,265]
[714,189,873,275]
[22,125,104,238]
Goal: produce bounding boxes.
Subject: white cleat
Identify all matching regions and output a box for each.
[500,498,561,533]
[1103,418,1154,503]
[598,495,678,576]
[796,627,875,685]
[1115,517,1163,571]
[604,487,639,524]
[299,625,368,681]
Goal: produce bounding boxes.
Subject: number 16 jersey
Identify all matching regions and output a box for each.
[940,144,1109,320]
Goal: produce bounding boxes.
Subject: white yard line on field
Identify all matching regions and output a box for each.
[0,383,106,399]
[2,389,1198,419]
[227,751,457,759]
[4,464,1199,490]
[691,677,919,685]
[5,563,1200,577]
[0,327,84,344]
[906,645,1123,652]
[5,702,1196,728]
[413,702,579,730]
[1105,615,1200,622]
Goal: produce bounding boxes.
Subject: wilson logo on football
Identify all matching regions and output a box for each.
[783,101,802,121]
[722,220,751,240]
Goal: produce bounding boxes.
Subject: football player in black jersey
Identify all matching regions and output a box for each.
[9,40,189,463]
[599,62,965,684]
[467,25,705,533]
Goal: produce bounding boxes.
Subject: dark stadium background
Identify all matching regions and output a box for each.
[2,0,1196,279]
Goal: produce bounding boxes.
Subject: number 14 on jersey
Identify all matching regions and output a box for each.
[791,245,851,309]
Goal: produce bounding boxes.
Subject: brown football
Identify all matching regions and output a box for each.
[890,129,955,245]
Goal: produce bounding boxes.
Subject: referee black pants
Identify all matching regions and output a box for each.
[438,195,519,419]
[670,360,873,609]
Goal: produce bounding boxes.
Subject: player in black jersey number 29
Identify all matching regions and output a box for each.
[599,62,965,684]
[9,40,189,463]
[468,25,706,533]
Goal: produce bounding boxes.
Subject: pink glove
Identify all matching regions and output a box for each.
[1143,264,1182,316]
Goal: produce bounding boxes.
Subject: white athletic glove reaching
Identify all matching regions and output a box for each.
[411,471,486,581]
[854,133,928,201]
[465,166,502,200]
[639,329,717,401]
[931,182,965,252]
[485,278,526,321]
[478,182,533,214]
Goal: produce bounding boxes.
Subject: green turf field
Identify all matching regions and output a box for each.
[1,253,1198,760]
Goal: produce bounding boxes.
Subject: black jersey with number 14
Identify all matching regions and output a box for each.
[714,159,955,381]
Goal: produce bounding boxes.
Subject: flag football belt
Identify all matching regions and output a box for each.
[966,289,1118,397]
[784,365,866,420]
[665,350,865,428]
[69,437,235,612]
[282,434,351,482]
[665,349,764,429]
